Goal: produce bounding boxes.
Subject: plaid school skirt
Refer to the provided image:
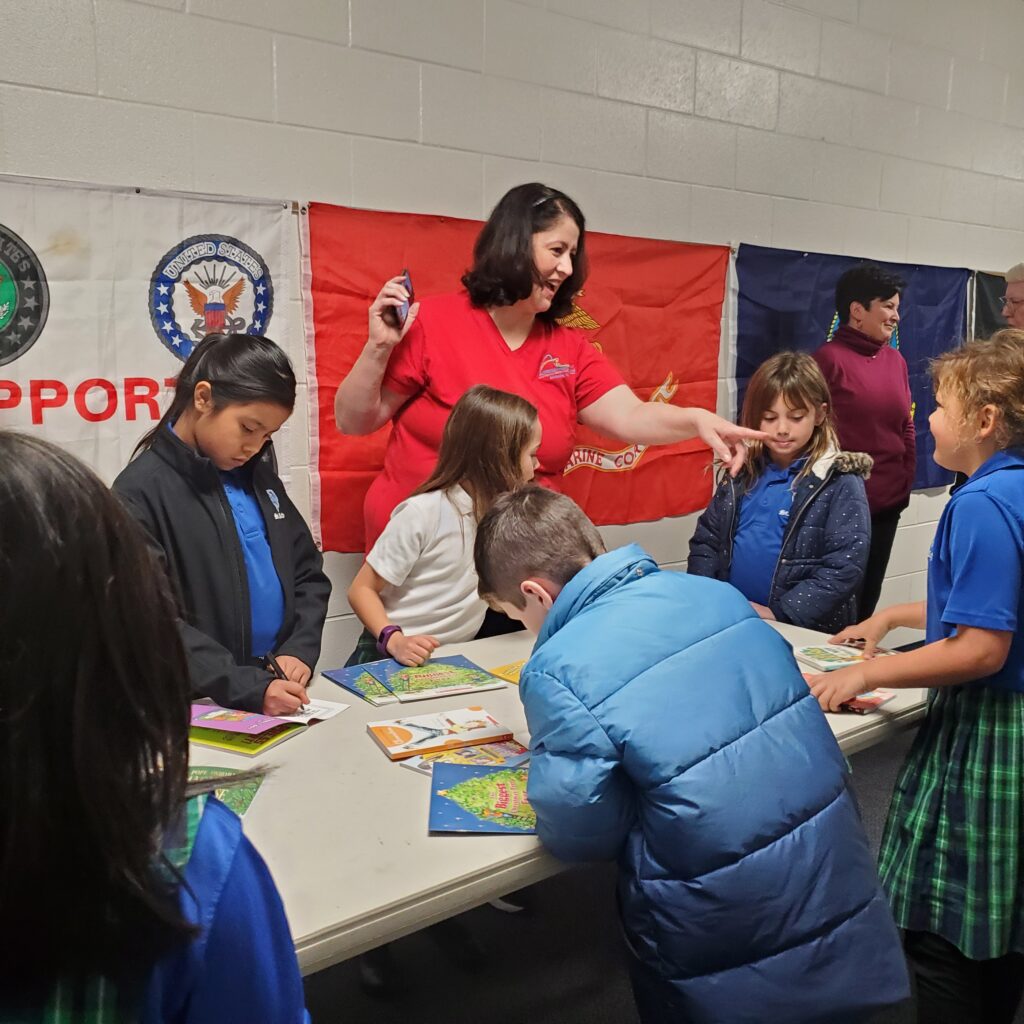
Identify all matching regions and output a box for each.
[879,683,1024,960]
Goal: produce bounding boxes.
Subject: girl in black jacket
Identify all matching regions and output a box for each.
[114,333,330,715]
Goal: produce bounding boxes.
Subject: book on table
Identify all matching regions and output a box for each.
[428,763,537,834]
[188,765,264,816]
[189,698,348,756]
[368,654,507,702]
[841,688,897,714]
[489,660,526,684]
[794,643,895,672]
[323,654,506,703]
[323,664,399,706]
[401,740,530,777]
[367,706,514,761]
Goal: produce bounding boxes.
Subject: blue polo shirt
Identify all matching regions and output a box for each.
[728,459,803,606]
[219,469,285,659]
[927,448,1024,693]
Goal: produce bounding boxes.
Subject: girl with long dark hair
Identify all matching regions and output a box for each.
[0,432,307,1022]
[115,333,330,715]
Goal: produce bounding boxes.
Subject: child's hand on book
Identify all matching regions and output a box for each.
[830,614,889,659]
[388,631,440,666]
[263,677,309,716]
[273,654,312,687]
[806,665,868,713]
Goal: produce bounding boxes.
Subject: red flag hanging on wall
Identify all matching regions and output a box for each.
[305,202,728,553]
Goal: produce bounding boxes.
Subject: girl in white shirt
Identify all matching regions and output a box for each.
[346,384,540,666]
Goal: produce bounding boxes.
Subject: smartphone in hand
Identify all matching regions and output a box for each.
[382,268,414,329]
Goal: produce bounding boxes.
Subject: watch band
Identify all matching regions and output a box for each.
[376,624,403,657]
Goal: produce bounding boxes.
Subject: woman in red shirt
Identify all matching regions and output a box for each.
[335,182,763,550]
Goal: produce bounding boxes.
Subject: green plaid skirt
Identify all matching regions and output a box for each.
[879,684,1024,960]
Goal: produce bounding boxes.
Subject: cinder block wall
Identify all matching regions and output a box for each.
[4,0,1023,663]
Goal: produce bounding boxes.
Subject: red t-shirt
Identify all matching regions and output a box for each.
[363,292,625,549]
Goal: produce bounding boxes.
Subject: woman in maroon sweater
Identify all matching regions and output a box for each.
[814,264,915,617]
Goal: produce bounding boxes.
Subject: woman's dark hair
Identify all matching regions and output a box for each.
[835,263,905,324]
[461,183,588,323]
[134,333,296,456]
[0,433,236,1004]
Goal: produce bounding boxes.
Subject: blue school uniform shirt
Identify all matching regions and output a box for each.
[219,469,285,659]
[927,448,1024,693]
[728,458,804,606]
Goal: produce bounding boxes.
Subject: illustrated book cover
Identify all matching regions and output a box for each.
[323,664,399,705]
[367,707,514,761]
[188,765,264,816]
[367,655,507,702]
[794,643,895,672]
[401,740,530,777]
[428,763,537,834]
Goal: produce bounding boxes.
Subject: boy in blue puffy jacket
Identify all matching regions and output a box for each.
[474,485,909,1024]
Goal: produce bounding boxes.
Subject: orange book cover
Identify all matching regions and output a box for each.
[367,707,514,761]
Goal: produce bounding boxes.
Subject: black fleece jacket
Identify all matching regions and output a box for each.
[113,427,331,712]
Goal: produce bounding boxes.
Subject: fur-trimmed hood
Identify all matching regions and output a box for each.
[809,447,873,481]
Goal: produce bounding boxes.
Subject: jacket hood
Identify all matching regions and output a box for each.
[537,543,656,649]
[809,447,873,481]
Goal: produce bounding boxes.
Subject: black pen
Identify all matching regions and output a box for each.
[266,652,309,710]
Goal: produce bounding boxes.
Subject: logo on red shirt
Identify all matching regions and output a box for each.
[538,353,576,381]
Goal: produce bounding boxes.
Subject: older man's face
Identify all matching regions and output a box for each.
[1003,278,1024,328]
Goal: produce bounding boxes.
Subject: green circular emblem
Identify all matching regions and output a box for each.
[0,259,16,333]
[0,224,49,367]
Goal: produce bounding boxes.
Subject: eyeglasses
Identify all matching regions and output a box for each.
[1000,295,1023,309]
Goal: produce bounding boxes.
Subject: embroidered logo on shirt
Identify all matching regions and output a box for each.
[266,488,286,520]
[538,353,576,381]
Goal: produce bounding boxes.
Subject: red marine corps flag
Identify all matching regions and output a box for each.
[304,202,729,553]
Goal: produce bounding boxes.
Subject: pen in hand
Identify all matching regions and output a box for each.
[266,652,309,711]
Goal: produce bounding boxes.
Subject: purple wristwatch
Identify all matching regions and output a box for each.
[377,624,403,657]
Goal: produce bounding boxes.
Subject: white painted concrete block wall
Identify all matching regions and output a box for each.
[3,0,1024,664]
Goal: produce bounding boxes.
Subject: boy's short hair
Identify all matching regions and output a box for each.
[474,485,606,608]
[835,263,905,323]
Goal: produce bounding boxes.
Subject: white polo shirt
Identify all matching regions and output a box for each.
[367,484,487,643]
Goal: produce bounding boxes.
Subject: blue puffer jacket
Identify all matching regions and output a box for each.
[523,545,909,1024]
[688,449,872,633]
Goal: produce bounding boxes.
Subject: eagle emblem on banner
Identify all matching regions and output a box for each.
[148,233,274,361]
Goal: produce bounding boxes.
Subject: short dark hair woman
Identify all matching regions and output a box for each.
[814,262,915,617]
[335,182,764,551]
[0,432,307,1022]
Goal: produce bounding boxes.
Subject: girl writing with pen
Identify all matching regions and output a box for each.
[114,333,331,716]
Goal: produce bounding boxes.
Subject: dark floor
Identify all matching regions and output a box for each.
[305,726,1022,1024]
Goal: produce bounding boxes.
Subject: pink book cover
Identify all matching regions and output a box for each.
[189,703,281,736]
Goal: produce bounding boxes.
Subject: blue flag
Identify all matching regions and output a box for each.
[734,244,969,490]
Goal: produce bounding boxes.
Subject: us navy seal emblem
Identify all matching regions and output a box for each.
[0,224,50,367]
[149,234,274,361]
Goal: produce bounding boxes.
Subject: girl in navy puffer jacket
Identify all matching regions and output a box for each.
[689,351,871,633]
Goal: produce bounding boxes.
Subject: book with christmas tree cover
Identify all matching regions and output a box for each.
[794,643,895,672]
[367,706,514,761]
[368,654,507,702]
[401,740,530,777]
[429,763,537,834]
[323,663,399,705]
[188,766,264,816]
